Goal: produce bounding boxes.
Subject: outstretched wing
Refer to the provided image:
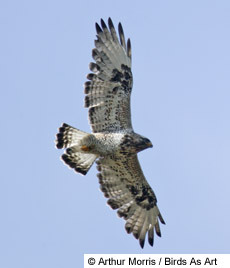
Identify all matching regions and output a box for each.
[96,154,165,248]
[84,18,133,133]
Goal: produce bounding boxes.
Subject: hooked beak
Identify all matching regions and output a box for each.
[147,142,153,148]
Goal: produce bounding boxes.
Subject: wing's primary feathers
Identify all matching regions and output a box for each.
[85,18,133,133]
[97,154,165,248]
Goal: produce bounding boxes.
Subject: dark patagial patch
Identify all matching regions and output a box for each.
[110,68,123,83]
[121,64,132,80]
[129,185,139,195]
[135,186,156,205]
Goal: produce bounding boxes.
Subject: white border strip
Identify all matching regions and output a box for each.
[85,254,230,268]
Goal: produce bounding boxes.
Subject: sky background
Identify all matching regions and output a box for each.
[1,0,230,267]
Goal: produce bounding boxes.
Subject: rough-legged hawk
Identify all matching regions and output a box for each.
[56,18,165,248]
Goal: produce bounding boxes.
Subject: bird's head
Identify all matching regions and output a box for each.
[136,135,153,152]
[121,133,153,153]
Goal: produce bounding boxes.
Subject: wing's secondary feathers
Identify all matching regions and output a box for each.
[85,18,133,133]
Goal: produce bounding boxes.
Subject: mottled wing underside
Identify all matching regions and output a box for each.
[84,18,133,133]
[96,154,165,248]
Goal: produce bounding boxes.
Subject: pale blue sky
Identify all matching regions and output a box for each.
[1,0,230,267]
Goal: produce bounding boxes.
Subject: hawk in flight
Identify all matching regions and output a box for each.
[56,18,165,248]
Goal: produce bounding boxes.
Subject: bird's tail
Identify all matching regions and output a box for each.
[56,123,97,175]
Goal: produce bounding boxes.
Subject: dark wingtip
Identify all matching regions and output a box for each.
[118,22,124,36]
[156,230,162,237]
[127,38,131,59]
[139,238,145,249]
[95,22,102,34]
[148,228,154,246]
[148,236,154,246]
[100,18,107,29]
[155,220,162,237]
[133,232,139,239]
[118,22,126,49]
[108,17,114,30]
[159,213,166,224]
